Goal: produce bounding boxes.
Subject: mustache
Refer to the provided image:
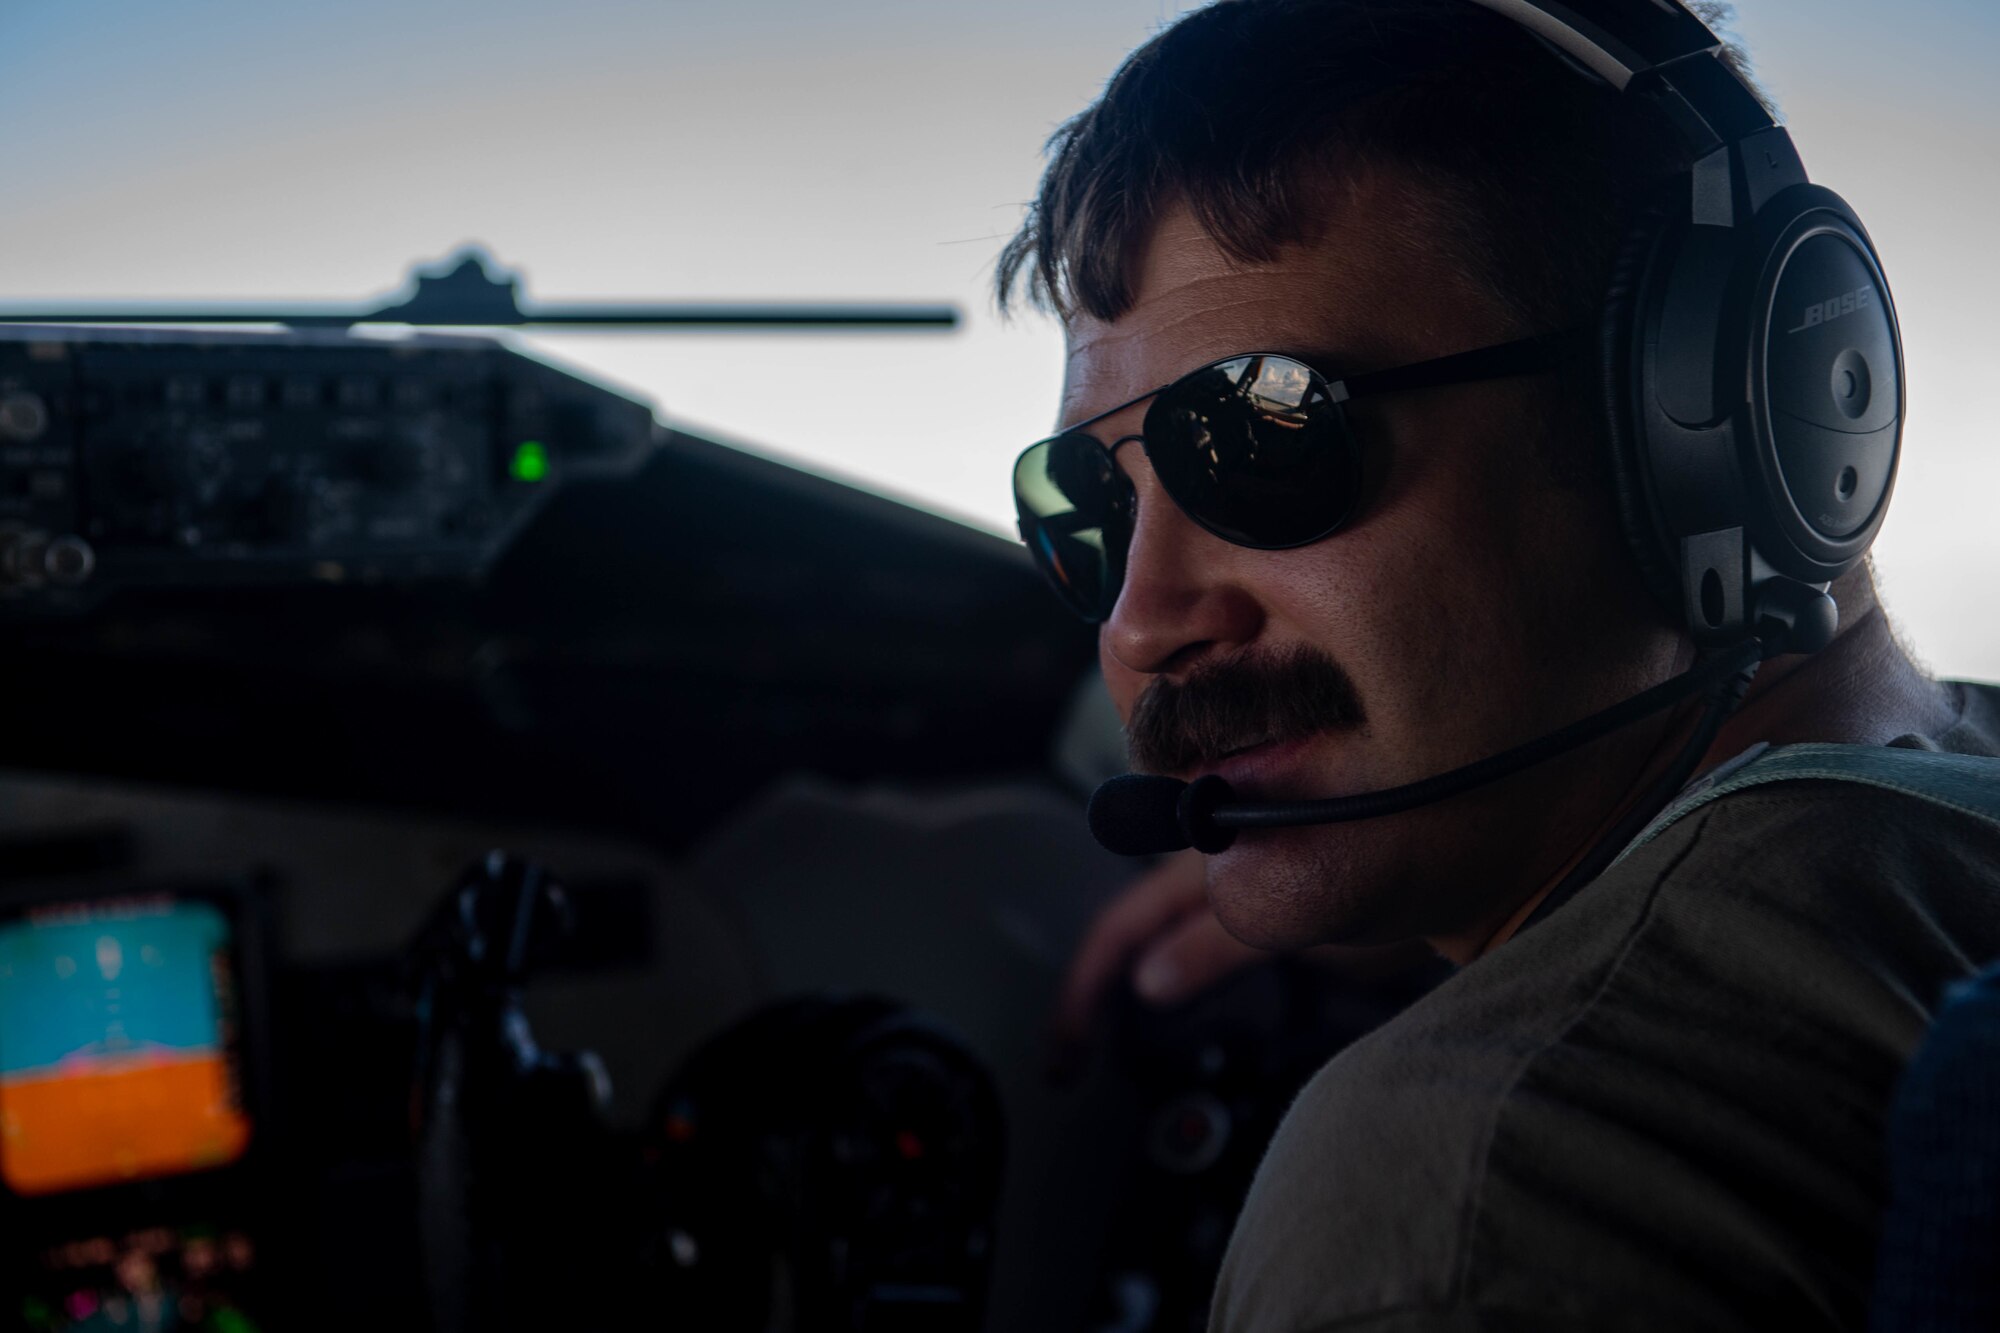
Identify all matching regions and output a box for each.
[1125,646,1366,775]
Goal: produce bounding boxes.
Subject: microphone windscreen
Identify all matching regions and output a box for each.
[1087,774,1192,856]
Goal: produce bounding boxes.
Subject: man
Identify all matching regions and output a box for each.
[999,1,2000,1328]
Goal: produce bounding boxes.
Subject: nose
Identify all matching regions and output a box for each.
[1100,450,1264,678]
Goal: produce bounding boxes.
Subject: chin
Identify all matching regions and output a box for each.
[1203,821,1408,951]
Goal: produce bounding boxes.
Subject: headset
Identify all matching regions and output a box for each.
[1484,0,1902,652]
[1088,0,1907,859]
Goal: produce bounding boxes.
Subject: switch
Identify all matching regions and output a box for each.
[226,375,267,409]
[336,377,379,409]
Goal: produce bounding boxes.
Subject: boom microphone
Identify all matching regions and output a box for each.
[1088,638,1764,857]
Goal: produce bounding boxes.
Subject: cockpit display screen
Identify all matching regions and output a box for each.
[0,897,251,1197]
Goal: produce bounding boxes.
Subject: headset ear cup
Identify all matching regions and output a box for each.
[1598,210,1683,616]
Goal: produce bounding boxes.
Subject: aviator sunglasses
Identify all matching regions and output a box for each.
[1013,331,1585,622]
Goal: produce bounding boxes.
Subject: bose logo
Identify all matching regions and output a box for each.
[1788,285,1874,335]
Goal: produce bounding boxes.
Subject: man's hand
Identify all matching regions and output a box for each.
[1047,849,1437,1079]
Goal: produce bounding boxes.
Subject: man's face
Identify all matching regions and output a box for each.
[1061,171,1685,953]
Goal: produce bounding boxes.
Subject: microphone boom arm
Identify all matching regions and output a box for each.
[1212,638,1762,832]
[1089,638,1765,856]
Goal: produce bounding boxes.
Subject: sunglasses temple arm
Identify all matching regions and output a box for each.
[1334,328,1592,403]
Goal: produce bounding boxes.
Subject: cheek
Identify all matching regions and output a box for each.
[1267,506,1464,682]
[1258,436,1550,726]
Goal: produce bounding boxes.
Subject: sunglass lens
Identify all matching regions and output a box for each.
[1014,433,1132,622]
[1144,356,1359,548]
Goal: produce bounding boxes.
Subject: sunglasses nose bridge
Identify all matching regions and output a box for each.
[1101,431,1149,491]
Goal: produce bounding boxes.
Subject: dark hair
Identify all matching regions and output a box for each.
[996,0,1766,345]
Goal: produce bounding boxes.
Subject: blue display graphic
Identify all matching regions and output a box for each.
[0,899,232,1076]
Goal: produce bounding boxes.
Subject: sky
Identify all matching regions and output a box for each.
[1,0,1996,679]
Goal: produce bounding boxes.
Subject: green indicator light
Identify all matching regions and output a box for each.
[510,440,550,482]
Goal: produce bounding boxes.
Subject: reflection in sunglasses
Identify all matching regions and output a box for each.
[1246,358,1315,413]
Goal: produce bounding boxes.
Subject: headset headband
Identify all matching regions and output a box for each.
[1469,0,1778,157]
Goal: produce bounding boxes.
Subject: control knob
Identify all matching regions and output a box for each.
[0,528,94,590]
[0,392,48,442]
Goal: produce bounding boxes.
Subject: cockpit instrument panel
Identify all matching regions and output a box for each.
[0,325,659,616]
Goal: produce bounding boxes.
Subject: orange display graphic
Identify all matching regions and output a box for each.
[1,1048,251,1197]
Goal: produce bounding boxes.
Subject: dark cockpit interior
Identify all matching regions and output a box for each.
[0,321,1441,1332]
